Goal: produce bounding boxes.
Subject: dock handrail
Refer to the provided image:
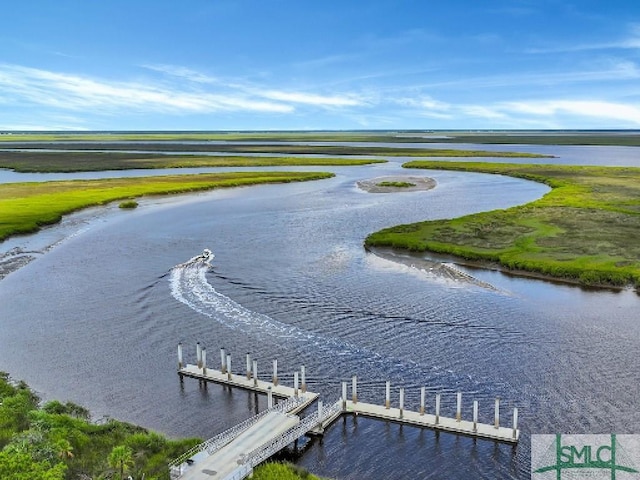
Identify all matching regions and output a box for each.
[169,394,313,476]
[225,398,342,478]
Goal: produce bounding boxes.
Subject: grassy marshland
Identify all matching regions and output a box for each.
[0,132,391,143]
[365,161,640,287]
[419,132,640,146]
[0,171,333,241]
[3,130,640,145]
[0,143,550,159]
[0,151,384,173]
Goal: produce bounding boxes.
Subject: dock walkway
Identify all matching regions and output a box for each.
[170,344,520,479]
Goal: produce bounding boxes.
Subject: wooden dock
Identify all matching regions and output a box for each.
[175,411,300,480]
[341,400,518,443]
[170,343,520,479]
[179,364,319,413]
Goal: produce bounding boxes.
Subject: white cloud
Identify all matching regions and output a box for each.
[501,100,640,124]
[387,91,640,127]
[458,105,508,120]
[526,23,640,54]
[0,64,298,115]
[259,90,364,107]
[0,63,370,121]
[0,124,89,131]
[141,64,220,84]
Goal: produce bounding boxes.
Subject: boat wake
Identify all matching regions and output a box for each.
[170,250,371,355]
[169,250,512,396]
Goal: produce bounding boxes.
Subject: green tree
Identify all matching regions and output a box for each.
[108,444,134,480]
[0,450,66,480]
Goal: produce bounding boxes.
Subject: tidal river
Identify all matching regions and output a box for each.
[0,149,639,479]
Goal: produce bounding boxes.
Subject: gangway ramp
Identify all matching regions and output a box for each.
[176,410,299,480]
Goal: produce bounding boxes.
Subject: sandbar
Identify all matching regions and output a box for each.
[356,175,436,193]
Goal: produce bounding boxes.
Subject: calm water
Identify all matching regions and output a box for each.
[1,148,639,479]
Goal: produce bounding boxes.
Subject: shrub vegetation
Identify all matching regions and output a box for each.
[0,373,325,480]
[0,372,199,479]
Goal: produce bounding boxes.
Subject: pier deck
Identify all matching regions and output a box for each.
[179,363,319,413]
[342,400,519,443]
[170,345,520,479]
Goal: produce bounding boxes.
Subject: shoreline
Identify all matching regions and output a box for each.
[368,246,638,292]
[365,161,640,289]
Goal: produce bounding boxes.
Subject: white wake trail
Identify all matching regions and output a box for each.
[170,254,348,350]
[168,252,495,394]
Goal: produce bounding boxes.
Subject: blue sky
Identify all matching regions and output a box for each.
[2,0,640,130]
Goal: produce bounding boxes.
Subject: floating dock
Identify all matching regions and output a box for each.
[170,343,520,479]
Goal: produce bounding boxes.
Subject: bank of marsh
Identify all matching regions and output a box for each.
[366,161,640,287]
[0,171,333,241]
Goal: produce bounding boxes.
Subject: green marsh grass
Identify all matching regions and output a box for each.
[0,144,550,160]
[365,161,640,287]
[0,151,384,173]
[0,171,333,241]
[118,200,138,209]
[3,131,639,145]
[376,181,416,188]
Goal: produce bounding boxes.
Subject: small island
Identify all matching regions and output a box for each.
[357,176,436,193]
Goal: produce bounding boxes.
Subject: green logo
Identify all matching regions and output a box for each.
[532,434,640,479]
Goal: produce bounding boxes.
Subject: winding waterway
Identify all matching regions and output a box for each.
[0,146,639,479]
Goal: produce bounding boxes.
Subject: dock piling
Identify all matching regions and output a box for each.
[177,343,183,370]
[272,360,278,386]
[301,366,307,393]
[473,400,478,432]
[175,359,521,449]
[220,348,227,374]
[252,360,258,387]
[342,382,347,411]
[352,375,358,404]
[385,381,390,409]
[202,348,207,375]
[196,342,203,369]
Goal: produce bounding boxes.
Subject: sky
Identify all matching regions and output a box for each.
[1,0,640,131]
